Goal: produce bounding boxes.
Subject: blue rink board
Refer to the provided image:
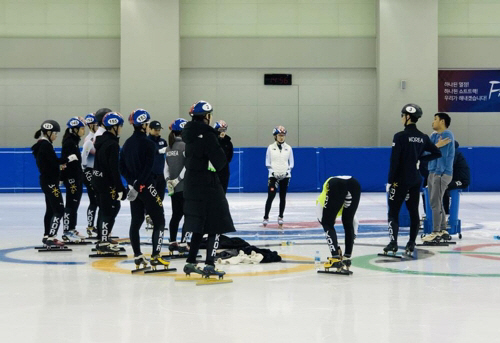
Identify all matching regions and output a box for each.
[0,146,497,193]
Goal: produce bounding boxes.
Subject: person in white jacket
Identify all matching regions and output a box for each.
[263,126,294,228]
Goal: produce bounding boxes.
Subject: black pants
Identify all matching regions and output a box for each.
[129,183,165,257]
[40,179,64,237]
[320,178,361,258]
[83,168,98,228]
[443,180,468,215]
[264,177,290,219]
[169,191,185,242]
[153,174,166,202]
[62,177,83,232]
[387,182,420,244]
[187,232,219,266]
[98,187,121,243]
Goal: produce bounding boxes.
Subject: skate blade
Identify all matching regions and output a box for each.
[88,253,128,258]
[37,247,72,252]
[417,242,449,247]
[318,270,353,276]
[175,275,204,282]
[91,247,126,252]
[131,266,151,274]
[196,278,233,285]
[377,253,402,259]
[163,253,200,260]
[144,267,177,274]
[63,241,92,245]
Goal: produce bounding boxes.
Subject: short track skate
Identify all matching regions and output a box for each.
[131,255,151,273]
[88,242,127,258]
[378,241,402,259]
[144,255,176,274]
[317,255,353,276]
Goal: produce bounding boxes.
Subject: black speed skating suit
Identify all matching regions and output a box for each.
[149,134,167,201]
[92,131,125,242]
[32,139,69,237]
[60,133,83,233]
[387,124,441,243]
[120,131,165,257]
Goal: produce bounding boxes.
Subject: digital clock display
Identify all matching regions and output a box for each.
[264,74,292,86]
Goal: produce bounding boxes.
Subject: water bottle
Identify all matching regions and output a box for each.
[314,250,321,270]
[494,235,500,240]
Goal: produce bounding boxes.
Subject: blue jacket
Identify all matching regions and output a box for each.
[428,130,455,176]
[148,134,167,175]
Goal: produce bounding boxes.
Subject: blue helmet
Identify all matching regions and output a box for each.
[273,125,287,135]
[189,100,213,117]
[128,108,151,126]
[169,118,187,132]
[214,120,228,131]
[67,116,86,128]
[84,113,96,125]
[102,112,124,128]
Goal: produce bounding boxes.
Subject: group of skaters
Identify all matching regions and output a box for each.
[31,100,469,276]
[32,101,235,277]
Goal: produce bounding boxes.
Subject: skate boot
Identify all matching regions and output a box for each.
[169,242,189,254]
[150,255,170,270]
[42,235,49,245]
[62,230,83,243]
[383,241,398,255]
[262,218,269,227]
[438,229,451,241]
[422,232,440,243]
[145,215,153,231]
[342,257,352,271]
[134,255,149,270]
[278,217,284,229]
[324,256,343,271]
[96,242,121,254]
[404,241,416,256]
[86,226,98,238]
[183,263,205,276]
[202,264,226,279]
[45,237,66,249]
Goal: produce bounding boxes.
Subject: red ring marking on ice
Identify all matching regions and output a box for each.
[453,243,500,261]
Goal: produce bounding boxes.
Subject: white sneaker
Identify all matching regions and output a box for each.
[278,217,284,227]
[422,232,440,243]
[262,218,268,227]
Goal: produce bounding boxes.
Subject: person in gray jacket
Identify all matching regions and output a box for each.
[165,118,188,253]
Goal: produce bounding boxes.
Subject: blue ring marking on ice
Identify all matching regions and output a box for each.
[0,246,86,265]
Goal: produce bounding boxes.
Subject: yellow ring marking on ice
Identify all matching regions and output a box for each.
[91,254,315,277]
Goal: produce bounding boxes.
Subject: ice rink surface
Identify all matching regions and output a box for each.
[1,192,499,343]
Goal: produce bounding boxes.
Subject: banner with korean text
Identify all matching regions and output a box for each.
[438,70,500,112]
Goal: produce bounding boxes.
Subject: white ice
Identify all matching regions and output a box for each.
[0,192,499,343]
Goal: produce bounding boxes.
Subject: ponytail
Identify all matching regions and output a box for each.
[168,131,176,148]
[34,129,42,139]
[62,128,71,141]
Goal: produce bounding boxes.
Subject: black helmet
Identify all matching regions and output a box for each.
[95,108,112,125]
[401,104,423,119]
[41,120,61,133]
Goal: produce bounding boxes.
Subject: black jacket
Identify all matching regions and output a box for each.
[453,141,470,185]
[120,131,156,188]
[92,131,125,192]
[148,134,167,176]
[388,124,441,186]
[182,120,235,235]
[61,133,83,180]
[219,135,233,165]
[182,121,227,196]
[31,139,68,183]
